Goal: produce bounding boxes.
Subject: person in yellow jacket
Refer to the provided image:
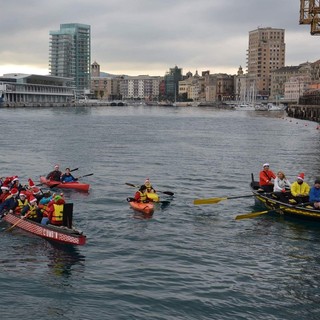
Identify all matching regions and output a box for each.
[290,173,310,203]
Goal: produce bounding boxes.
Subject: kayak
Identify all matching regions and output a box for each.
[39,176,90,192]
[129,201,155,215]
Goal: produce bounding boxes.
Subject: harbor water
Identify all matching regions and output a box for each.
[1,106,320,320]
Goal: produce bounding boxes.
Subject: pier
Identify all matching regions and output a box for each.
[287,105,320,123]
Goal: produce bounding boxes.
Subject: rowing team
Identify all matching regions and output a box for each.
[259,163,320,208]
[0,176,66,225]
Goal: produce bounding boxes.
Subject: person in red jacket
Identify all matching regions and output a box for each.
[259,163,276,192]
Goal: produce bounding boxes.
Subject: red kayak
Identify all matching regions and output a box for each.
[2,212,86,245]
[129,200,154,215]
[40,176,90,192]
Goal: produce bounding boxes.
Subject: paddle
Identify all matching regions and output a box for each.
[193,194,255,205]
[235,201,313,220]
[77,173,94,179]
[5,212,31,232]
[125,183,174,196]
[70,168,79,172]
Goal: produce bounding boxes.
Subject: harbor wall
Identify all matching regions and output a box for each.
[286,105,320,123]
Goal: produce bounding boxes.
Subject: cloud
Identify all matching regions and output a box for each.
[0,0,318,76]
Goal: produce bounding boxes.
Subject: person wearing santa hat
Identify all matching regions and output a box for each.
[0,188,19,216]
[46,164,62,182]
[259,163,276,193]
[15,191,29,215]
[0,185,10,203]
[144,178,156,193]
[20,196,43,222]
[290,173,310,204]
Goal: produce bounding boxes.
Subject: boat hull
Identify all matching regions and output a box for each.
[40,176,90,192]
[250,178,320,221]
[3,213,86,245]
[129,201,155,215]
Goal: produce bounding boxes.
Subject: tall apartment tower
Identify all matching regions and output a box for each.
[49,23,91,96]
[247,27,285,98]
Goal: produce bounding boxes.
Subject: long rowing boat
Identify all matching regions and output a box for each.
[39,176,90,192]
[250,174,320,221]
[2,211,86,245]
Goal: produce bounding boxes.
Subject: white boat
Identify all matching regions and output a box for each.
[254,104,268,111]
[234,104,255,111]
[267,103,286,111]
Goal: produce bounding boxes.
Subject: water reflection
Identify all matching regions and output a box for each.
[45,241,86,277]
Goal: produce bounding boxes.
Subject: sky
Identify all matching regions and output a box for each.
[1,0,319,77]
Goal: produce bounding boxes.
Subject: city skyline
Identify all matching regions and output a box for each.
[1,0,319,77]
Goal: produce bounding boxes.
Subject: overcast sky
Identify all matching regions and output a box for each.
[1,0,318,76]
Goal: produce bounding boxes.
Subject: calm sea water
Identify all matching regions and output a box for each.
[1,106,320,320]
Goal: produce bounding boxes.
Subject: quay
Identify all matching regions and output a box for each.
[287,105,320,123]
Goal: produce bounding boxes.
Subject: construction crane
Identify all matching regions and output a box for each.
[300,0,320,34]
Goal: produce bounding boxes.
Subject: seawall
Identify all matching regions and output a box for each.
[287,105,320,123]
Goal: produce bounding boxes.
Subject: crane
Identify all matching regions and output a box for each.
[300,0,320,34]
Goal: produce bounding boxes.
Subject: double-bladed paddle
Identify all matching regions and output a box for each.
[125,182,174,196]
[193,194,255,205]
[77,173,94,179]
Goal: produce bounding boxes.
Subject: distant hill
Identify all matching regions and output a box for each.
[100,71,127,78]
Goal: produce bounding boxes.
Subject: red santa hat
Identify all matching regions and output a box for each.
[12,176,19,182]
[1,184,9,190]
[145,178,151,184]
[28,178,35,188]
[32,187,41,195]
[29,196,37,204]
[19,191,27,197]
[10,188,19,196]
[297,173,305,181]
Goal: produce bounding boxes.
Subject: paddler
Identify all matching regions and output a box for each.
[144,178,156,193]
[134,185,150,203]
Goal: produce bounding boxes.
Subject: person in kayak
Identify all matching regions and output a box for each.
[60,168,78,183]
[46,164,62,181]
[144,178,156,193]
[134,185,150,203]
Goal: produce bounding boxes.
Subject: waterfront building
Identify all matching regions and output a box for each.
[270,62,312,102]
[90,61,122,100]
[247,27,285,98]
[0,73,74,107]
[164,66,183,101]
[284,75,311,102]
[49,23,91,98]
[119,75,161,100]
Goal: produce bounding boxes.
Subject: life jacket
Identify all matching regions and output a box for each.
[26,203,38,219]
[138,191,147,202]
[16,199,28,214]
[51,204,64,224]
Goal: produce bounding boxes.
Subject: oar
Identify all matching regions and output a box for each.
[125,183,174,196]
[5,212,31,232]
[70,168,79,172]
[193,194,255,205]
[235,209,273,220]
[77,173,93,179]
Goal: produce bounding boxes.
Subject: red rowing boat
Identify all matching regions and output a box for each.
[2,212,86,245]
[39,176,90,192]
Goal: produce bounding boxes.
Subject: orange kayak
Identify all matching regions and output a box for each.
[129,201,154,215]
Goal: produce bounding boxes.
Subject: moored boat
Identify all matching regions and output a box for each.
[2,211,86,245]
[250,174,320,221]
[39,176,90,192]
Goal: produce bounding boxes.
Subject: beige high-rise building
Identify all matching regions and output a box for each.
[247,27,285,98]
